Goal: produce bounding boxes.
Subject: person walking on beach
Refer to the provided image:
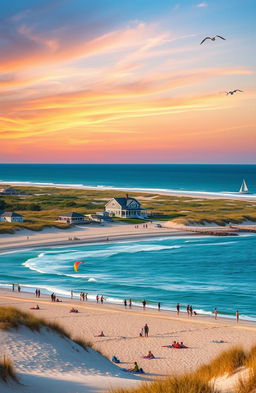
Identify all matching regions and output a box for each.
[214,308,218,320]
[124,299,127,308]
[129,299,132,308]
[158,302,161,311]
[186,304,190,316]
[176,303,180,315]
[189,305,193,317]
[100,295,104,304]
[85,293,88,301]
[142,300,146,310]
[12,284,15,292]
[38,289,40,298]
[144,323,149,337]
[96,294,99,303]
[71,290,73,299]
[18,285,21,293]
[236,310,240,323]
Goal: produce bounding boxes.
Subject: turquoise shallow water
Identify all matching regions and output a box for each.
[0,234,256,320]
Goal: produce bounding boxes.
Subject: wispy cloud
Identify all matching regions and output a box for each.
[196,2,208,8]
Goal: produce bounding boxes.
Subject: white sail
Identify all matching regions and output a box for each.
[239,179,249,193]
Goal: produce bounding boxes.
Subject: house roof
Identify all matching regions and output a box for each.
[0,187,18,192]
[59,212,84,218]
[111,197,141,210]
[1,211,23,218]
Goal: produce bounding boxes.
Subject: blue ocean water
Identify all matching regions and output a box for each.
[1,234,256,320]
[0,164,256,194]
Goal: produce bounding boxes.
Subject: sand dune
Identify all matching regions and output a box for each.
[0,325,142,393]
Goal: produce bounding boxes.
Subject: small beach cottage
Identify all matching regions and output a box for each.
[57,212,85,224]
[105,196,146,218]
[0,212,24,222]
[0,187,19,195]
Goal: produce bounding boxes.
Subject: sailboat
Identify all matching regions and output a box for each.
[239,179,249,194]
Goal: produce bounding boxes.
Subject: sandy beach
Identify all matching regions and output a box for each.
[1,289,256,379]
[0,222,191,254]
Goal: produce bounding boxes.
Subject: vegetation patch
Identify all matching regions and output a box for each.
[0,356,18,383]
[0,185,256,233]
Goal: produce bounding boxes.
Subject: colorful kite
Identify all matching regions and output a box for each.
[73,261,83,272]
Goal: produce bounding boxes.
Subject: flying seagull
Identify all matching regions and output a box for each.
[200,35,226,45]
[226,89,243,95]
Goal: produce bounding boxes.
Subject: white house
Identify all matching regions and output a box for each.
[105,196,146,218]
[56,212,85,224]
[0,212,24,223]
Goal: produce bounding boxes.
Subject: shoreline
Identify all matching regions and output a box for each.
[0,221,207,254]
[1,180,256,201]
[1,286,255,323]
[1,290,256,378]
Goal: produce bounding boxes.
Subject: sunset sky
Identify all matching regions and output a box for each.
[1,0,256,163]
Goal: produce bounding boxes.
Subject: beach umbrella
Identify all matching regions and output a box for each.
[73,261,83,272]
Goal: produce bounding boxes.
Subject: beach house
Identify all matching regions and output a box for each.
[0,211,24,222]
[105,196,146,218]
[56,212,85,224]
[0,187,19,195]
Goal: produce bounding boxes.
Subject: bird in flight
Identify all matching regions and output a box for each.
[226,89,243,95]
[200,35,226,45]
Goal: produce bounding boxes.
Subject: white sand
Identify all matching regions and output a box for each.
[1,291,256,381]
[0,222,189,253]
[0,326,142,393]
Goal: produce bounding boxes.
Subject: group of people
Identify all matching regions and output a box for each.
[123,299,132,308]
[12,284,242,323]
[96,294,105,303]
[163,341,188,349]
[35,289,41,298]
[12,284,21,292]
[139,323,149,337]
[186,304,197,317]
[51,293,62,302]
[69,307,79,313]
[80,292,88,301]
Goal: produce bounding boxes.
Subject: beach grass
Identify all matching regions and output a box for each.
[0,355,18,383]
[111,375,218,393]
[0,306,96,354]
[0,184,256,233]
[194,347,246,381]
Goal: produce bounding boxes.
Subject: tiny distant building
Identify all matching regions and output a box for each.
[0,212,24,223]
[105,196,146,218]
[86,211,112,223]
[0,187,19,195]
[57,212,85,224]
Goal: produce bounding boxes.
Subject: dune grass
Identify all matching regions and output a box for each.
[194,347,246,381]
[0,306,98,356]
[236,346,256,393]
[0,355,18,383]
[112,375,218,393]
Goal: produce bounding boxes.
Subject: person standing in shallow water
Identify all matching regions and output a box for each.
[158,302,160,311]
[142,300,146,309]
[176,303,180,315]
[236,310,240,323]
[214,308,218,320]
